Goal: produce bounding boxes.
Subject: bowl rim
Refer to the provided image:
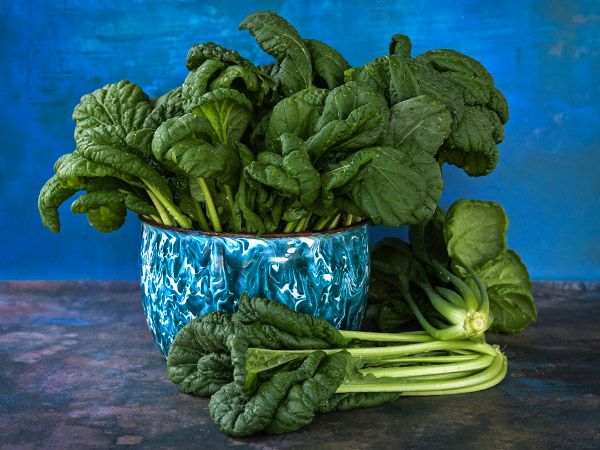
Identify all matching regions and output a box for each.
[140,216,368,239]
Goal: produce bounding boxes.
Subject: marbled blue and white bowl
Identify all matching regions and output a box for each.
[139,220,370,356]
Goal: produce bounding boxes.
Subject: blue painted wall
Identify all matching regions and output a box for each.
[1,0,598,280]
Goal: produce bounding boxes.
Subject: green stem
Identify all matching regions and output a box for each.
[144,182,191,229]
[224,185,235,213]
[421,283,467,325]
[336,352,505,394]
[283,221,297,233]
[149,214,161,224]
[432,260,479,312]
[340,330,434,343]
[197,178,221,232]
[192,200,210,231]
[405,355,507,396]
[344,213,353,226]
[146,190,172,226]
[364,354,480,365]
[293,217,306,233]
[249,340,498,364]
[359,355,495,378]
[395,370,480,382]
[327,213,342,230]
[435,286,466,308]
[465,264,491,316]
[314,213,335,231]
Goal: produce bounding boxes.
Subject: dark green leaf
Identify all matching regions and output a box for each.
[305,39,350,89]
[387,95,452,155]
[477,250,536,333]
[191,88,252,145]
[444,199,507,269]
[240,11,312,96]
[72,80,152,139]
[38,176,78,232]
[350,146,443,226]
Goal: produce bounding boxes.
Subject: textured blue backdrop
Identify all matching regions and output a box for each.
[1,0,598,280]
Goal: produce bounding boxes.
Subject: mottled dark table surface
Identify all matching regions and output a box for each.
[1,282,599,450]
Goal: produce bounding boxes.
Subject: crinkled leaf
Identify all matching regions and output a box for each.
[240,11,312,96]
[38,176,78,232]
[319,392,400,413]
[321,148,379,192]
[143,87,184,129]
[182,59,227,112]
[233,294,348,348]
[54,152,142,189]
[415,49,494,86]
[125,128,155,158]
[347,54,420,105]
[165,139,241,186]
[186,42,253,71]
[410,49,509,176]
[76,125,171,196]
[152,113,214,162]
[209,350,349,437]
[244,160,299,197]
[167,311,235,389]
[70,190,125,214]
[72,80,152,139]
[439,106,499,176]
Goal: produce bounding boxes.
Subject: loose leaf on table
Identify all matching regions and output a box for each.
[167,311,235,395]
[209,350,350,436]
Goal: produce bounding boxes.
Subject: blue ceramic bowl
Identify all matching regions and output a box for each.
[139,220,370,356]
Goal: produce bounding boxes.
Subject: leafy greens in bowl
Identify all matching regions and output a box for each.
[38,10,509,235]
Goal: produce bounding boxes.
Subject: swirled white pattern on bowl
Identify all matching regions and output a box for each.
[140,222,370,356]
